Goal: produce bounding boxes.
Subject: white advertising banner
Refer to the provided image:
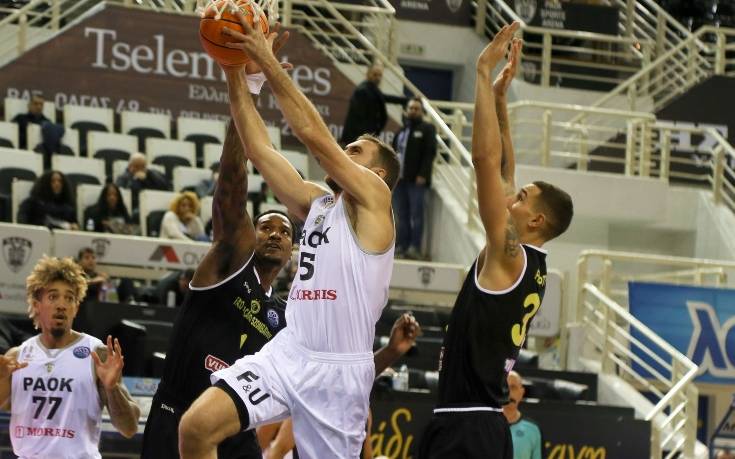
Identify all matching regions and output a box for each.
[53,231,211,270]
[0,223,52,314]
[390,259,466,293]
[529,269,563,338]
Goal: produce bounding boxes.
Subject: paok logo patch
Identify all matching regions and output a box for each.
[73,346,90,359]
[2,237,32,273]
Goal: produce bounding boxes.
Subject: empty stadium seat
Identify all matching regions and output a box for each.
[60,127,80,156]
[88,132,138,179]
[11,179,34,223]
[120,110,170,152]
[267,125,282,150]
[147,138,196,181]
[51,156,105,189]
[146,210,167,238]
[4,97,56,122]
[259,202,288,214]
[282,150,309,178]
[0,169,36,221]
[203,143,253,174]
[0,121,19,148]
[138,189,178,236]
[177,117,226,167]
[63,105,114,156]
[173,166,211,192]
[0,147,43,176]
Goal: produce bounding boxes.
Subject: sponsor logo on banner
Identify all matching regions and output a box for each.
[204,354,229,373]
[91,238,111,258]
[446,0,463,13]
[149,245,180,263]
[629,282,735,384]
[2,237,32,273]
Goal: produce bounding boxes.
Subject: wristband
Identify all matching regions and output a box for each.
[246,72,268,95]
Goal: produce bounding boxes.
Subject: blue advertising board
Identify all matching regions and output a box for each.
[628,282,735,385]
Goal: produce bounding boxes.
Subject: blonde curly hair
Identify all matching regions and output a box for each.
[26,255,87,329]
[170,191,201,218]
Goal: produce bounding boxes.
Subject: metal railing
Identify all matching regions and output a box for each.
[473,0,655,89]
[616,0,696,58]
[578,282,699,459]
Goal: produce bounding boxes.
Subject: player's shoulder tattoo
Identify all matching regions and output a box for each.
[504,220,520,258]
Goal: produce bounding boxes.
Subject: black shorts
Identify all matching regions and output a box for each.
[417,408,512,459]
[141,392,262,459]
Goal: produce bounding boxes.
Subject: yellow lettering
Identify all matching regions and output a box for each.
[546,442,607,459]
[512,293,542,346]
[369,408,414,459]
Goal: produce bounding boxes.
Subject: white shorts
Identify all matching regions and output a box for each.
[211,328,375,459]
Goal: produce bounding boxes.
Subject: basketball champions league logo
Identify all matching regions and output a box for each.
[2,237,32,273]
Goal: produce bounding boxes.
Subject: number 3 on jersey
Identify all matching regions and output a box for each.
[511,293,541,347]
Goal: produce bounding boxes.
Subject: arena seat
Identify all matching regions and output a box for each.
[51,156,105,189]
[177,117,226,167]
[0,169,36,221]
[0,121,19,148]
[89,132,138,179]
[146,210,167,238]
[0,147,43,176]
[4,97,56,122]
[203,143,254,174]
[76,183,132,227]
[138,189,178,236]
[282,150,309,178]
[266,125,281,150]
[259,202,288,214]
[11,179,34,223]
[146,138,196,181]
[120,110,170,152]
[63,105,114,156]
[60,127,80,156]
[173,166,210,193]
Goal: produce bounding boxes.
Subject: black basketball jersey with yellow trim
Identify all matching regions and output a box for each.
[158,254,287,407]
[437,244,547,408]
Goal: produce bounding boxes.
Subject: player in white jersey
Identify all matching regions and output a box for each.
[179,14,400,459]
[0,256,140,459]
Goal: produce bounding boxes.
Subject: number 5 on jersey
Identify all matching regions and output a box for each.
[512,293,541,347]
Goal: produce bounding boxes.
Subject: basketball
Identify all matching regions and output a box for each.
[199,0,270,66]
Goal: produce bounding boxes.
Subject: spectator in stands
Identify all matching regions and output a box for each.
[77,247,113,302]
[504,371,543,459]
[11,95,49,150]
[195,161,219,198]
[392,97,437,259]
[340,62,408,145]
[157,269,194,307]
[159,191,206,241]
[17,170,78,230]
[115,152,170,213]
[83,182,136,234]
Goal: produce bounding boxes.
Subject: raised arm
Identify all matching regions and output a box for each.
[93,337,140,439]
[374,313,421,375]
[0,347,26,410]
[191,120,255,287]
[224,66,328,221]
[223,15,391,210]
[493,39,522,192]
[472,23,524,280]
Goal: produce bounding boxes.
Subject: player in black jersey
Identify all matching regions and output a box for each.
[140,119,296,459]
[418,23,574,459]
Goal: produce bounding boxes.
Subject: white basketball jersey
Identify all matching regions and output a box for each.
[287,194,395,353]
[10,333,104,459]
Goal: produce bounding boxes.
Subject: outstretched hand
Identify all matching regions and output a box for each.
[477,21,520,74]
[221,10,287,69]
[388,313,422,356]
[493,38,522,99]
[0,354,27,379]
[92,336,124,391]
